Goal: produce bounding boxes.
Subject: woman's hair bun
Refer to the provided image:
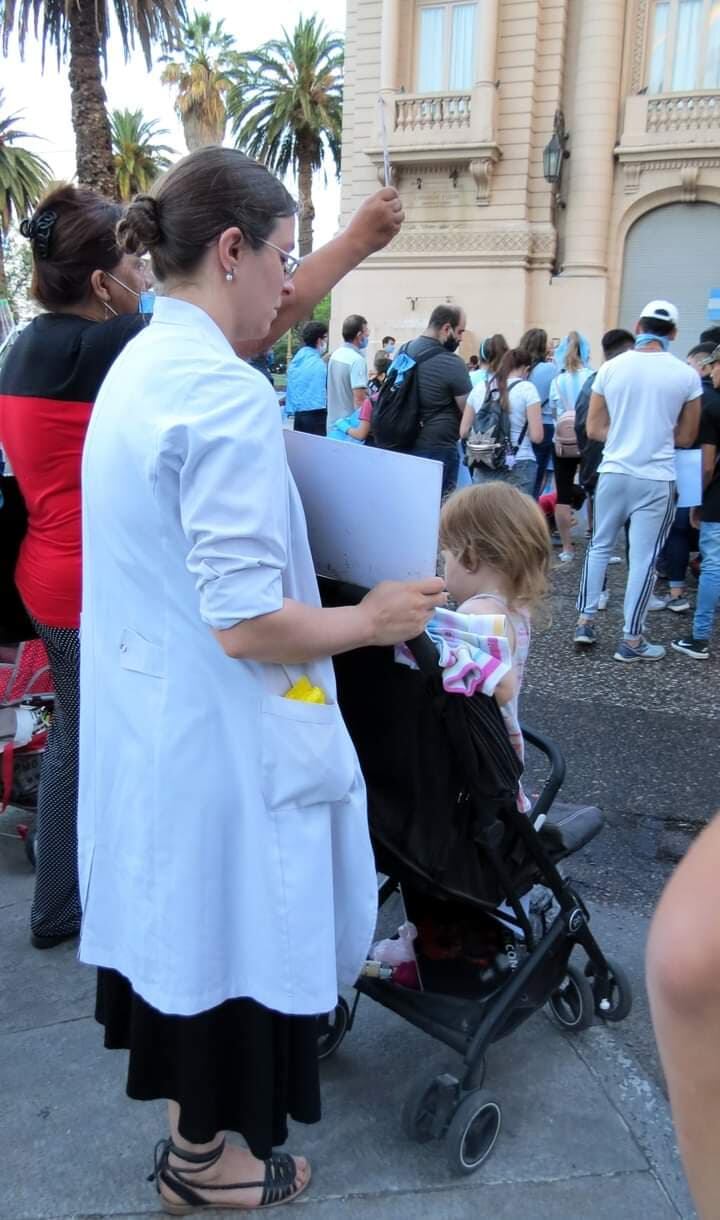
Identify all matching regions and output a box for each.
[117,194,162,255]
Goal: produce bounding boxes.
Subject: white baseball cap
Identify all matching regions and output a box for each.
[640,300,679,327]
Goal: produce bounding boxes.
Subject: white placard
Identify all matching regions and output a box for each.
[284,430,443,588]
[675,448,703,508]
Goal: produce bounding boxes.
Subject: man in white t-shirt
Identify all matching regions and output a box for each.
[326,314,369,430]
[575,300,702,661]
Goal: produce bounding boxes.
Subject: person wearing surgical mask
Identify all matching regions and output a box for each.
[404,304,472,497]
[382,335,396,355]
[286,320,330,435]
[327,314,370,430]
[0,183,149,952]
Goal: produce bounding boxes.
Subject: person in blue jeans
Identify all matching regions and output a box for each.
[673,345,720,659]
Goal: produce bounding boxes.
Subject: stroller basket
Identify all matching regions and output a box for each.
[318,579,632,1177]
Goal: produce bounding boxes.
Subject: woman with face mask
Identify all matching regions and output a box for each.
[0,185,149,949]
[0,177,407,952]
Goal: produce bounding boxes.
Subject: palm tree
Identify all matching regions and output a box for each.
[1,1,187,198]
[0,92,52,308]
[227,15,343,258]
[111,108,173,201]
[161,10,235,152]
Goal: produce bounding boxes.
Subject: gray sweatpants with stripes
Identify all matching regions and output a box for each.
[577,472,676,639]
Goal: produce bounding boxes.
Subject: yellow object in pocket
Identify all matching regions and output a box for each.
[284,675,327,705]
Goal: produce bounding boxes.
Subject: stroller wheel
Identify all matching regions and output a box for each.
[317,997,350,1061]
[585,957,633,1023]
[401,1076,443,1144]
[548,963,594,1032]
[445,1091,502,1176]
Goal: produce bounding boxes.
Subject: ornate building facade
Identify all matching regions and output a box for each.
[332,0,720,357]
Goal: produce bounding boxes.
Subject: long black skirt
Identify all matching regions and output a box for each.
[95,968,322,1158]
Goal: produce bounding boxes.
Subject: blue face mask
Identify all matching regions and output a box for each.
[635,332,670,352]
[385,343,395,355]
[104,271,154,319]
[359,336,369,350]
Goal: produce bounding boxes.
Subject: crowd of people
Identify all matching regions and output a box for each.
[0,142,719,1218]
[286,300,719,665]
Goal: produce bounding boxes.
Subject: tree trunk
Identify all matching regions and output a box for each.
[183,111,225,153]
[297,148,315,260]
[68,4,115,196]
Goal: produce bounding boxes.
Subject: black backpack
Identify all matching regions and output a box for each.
[371,342,444,451]
[574,372,603,491]
[466,377,525,473]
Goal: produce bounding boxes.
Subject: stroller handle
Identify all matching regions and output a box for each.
[520,724,566,815]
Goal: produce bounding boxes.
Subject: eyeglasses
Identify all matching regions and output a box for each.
[257,238,301,280]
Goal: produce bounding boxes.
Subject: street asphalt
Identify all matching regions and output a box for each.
[1,544,713,1220]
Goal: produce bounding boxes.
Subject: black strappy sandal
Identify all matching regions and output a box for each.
[148,1137,311,1214]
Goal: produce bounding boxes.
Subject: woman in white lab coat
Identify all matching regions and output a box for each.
[79,145,444,1213]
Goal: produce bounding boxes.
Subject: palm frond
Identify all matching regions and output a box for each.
[160,5,235,141]
[0,88,52,232]
[227,12,343,189]
[110,104,174,199]
[1,0,188,70]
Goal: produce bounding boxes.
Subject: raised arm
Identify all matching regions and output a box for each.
[262,189,404,349]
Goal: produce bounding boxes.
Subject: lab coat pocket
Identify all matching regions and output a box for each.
[261,694,356,811]
[118,627,166,678]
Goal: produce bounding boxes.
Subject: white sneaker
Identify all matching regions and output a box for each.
[598,590,610,611]
[608,556,622,565]
[647,595,668,611]
[558,552,574,564]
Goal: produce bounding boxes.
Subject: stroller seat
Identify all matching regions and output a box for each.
[539,802,604,857]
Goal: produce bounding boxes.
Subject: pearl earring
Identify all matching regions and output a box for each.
[225,270,234,282]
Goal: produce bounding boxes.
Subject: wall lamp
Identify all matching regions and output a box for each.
[543,109,570,189]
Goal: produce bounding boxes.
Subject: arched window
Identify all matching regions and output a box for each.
[416,2,478,93]
[648,0,720,92]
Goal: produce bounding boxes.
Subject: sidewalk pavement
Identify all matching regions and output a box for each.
[1,811,695,1220]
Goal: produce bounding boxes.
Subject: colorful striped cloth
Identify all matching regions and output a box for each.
[395,607,513,698]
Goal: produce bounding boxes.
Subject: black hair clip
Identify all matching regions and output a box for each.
[19,209,58,260]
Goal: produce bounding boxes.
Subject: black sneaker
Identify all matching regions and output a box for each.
[671,637,710,660]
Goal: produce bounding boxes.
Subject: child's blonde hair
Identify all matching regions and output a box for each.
[440,482,551,611]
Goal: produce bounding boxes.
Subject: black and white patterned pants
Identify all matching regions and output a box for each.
[30,621,81,938]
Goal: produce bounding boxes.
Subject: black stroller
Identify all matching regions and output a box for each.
[317,581,632,1177]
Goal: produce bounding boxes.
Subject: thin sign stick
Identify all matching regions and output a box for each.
[378,96,391,187]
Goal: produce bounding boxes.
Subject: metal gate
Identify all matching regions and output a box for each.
[618,202,720,355]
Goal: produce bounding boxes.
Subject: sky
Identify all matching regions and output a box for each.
[2,0,346,246]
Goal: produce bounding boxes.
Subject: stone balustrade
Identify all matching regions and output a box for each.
[394,93,472,133]
[646,92,720,133]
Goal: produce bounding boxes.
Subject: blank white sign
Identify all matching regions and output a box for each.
[674,448,703,508]
[284,431,443,588]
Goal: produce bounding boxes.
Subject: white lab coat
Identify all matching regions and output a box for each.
[78,297,378,1017]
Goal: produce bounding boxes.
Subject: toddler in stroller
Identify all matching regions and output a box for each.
[317,488,633,1176]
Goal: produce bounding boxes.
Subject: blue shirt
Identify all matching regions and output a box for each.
[285,345,327,415]
[529,361,557,425]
